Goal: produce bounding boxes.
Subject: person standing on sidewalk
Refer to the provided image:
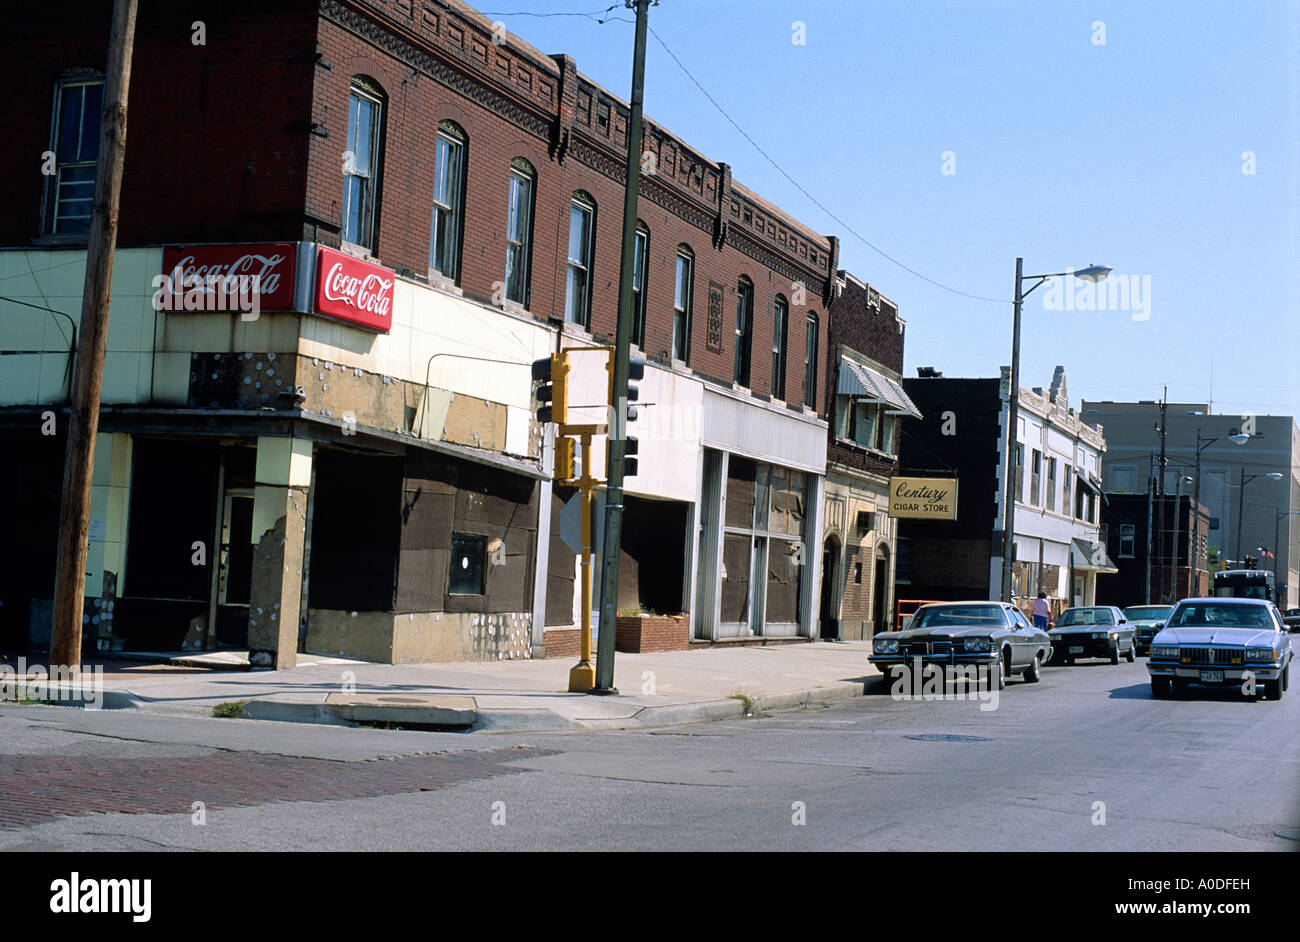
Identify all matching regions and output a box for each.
[1031,592,1051,630]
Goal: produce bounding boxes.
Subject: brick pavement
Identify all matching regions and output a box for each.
[0,747,552,830]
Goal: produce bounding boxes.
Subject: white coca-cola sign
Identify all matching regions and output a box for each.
[314,247,394,332]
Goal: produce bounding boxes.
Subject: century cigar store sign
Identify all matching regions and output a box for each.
[314,246,394,332]
[158,243,296,312]
[888,476,958,520]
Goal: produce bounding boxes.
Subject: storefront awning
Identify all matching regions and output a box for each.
[837,357,922,419]
[1071,537,1118,573]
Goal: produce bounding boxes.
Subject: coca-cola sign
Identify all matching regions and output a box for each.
[160,243,296,312]
[314,247,394,332]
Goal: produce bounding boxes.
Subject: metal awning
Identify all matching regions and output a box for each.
[1071,537,1118,573]
[837,357,922,419]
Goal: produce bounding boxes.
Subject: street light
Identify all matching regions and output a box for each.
[1001,259,1111,603]
[1191,427,1251,569]
[1235,471,1285,564]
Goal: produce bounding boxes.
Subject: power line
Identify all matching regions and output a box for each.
[645,23,1008,305]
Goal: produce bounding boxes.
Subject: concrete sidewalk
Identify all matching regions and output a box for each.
[77,642,884,732]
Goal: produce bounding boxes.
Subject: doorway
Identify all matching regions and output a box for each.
[820,536,840,640]
[872,545,890,633]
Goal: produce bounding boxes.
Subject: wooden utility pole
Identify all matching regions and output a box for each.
[49,0,139,671]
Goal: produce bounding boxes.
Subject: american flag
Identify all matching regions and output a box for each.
[1259,548,1275,560]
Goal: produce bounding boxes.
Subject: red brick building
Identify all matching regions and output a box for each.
[0,0,881,661]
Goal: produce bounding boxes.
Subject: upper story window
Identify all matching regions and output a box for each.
[46,78,104,234]
[802,313,818,408]
[1063,465,1073,511]
[1015,443,1024,502]
[836,399,895,454]
[734,277,754,387]
[1046,457,1057,511]
[631,223,649,347]
[505,159,535,307]
[1029,449,1042,506]
[673,245,694,362]
[771,295,788,401]
[1119,524,1136,558]
[343,77,384,251]
[565,192,595,326]
[429,121,466,281]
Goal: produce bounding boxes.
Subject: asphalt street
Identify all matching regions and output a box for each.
[2,657,1296,851]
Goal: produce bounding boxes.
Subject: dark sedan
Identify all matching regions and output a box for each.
[1282,608,1300,632]
[1049,605,1136,664]
[869,600,1053,690]
[1123,604,1174,654]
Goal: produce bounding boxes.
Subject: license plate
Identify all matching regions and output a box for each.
[1200,670,1224,683]
[1069,646,1084,654]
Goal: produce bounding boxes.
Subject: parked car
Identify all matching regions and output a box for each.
[1049,605,1136,664]
[1122,604,1175,655]
[1282,608,1300,632]
[869,600,1053,690]
[1147,598,1293,700]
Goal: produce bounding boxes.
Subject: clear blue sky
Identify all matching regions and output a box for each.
[483,0,1299,421]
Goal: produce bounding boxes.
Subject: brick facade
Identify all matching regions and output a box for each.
[7,0,836,417]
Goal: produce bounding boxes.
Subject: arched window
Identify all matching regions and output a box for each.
[771,294,789,400]
[631,222,649,347]
[734,276,754,387]
[343,76,385,250]
[565,190,595,325]
[429,120,466,281]
[673,245,694,362]
[505,158,535,306]
[802,312,819,408]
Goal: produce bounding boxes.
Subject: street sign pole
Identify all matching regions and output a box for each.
[593,0,652,693]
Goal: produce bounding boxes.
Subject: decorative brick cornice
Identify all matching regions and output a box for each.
[726,225,822,288]
[323,0,552,140]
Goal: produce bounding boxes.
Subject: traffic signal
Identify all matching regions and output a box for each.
[1244,554,1256,570]
[554,435,577,483]
[625,355,645,419]
[623,436,639,478]
[532,352,569,426]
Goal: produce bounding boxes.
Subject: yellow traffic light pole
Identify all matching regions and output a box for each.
[543,345,616,692]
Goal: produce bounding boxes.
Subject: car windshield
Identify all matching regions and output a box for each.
[1125,606,1173,620]
[1168,603,1273,629]
[1287,609,1300,617]
[911,605,1007,628]
[1057,608,1114,626]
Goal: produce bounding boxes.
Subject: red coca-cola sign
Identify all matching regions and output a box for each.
[314,247,394,333]
[161,243,296,311]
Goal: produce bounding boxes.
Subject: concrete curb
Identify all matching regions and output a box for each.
[65,675,879,733]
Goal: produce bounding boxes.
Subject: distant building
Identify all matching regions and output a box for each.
[1094,494,1212,606]
[898,366,1113,621]
[1081,401,1300,607]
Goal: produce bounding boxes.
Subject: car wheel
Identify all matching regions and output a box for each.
[1284,665,1290,692]
[1024,651,1041,684]
[1125,641,1136,663]
[1151,676,1172,698]
[1110,645,1121,665]
[994,651,1007,690]
[1061,654,1073,666]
